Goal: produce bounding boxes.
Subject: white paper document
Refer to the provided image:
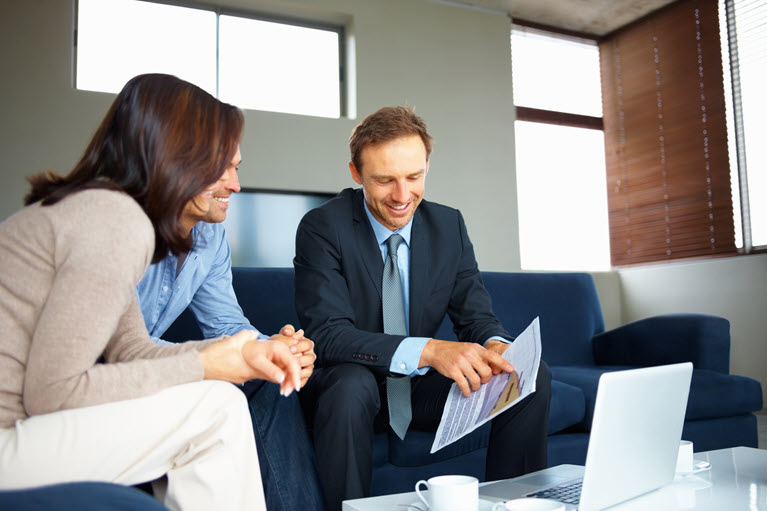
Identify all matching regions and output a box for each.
[430,317,542,453]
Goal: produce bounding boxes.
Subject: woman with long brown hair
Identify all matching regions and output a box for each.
[0,74,300,511]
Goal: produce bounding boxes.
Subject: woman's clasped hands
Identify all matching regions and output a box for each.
[199,329,302,397]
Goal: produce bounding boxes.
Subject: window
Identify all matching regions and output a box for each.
[511,27,610,271]
[76,0,345,119]
[721,0,767,251]
[515,122,611,271]
[218,15,341,118]
[515,0,762,268]
[76,0,216,95]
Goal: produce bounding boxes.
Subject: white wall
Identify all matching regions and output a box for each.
[592,272,622,330]
[619,253,767,406]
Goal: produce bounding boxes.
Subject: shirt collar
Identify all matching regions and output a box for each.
[192,221,215,239]
[362,200,413,248]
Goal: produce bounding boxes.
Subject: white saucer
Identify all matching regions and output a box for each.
[676,460,712,476]
[404,498,506,511]
[479,498,496,511]
[486,498,566,511]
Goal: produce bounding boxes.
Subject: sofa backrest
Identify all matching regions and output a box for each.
[437,272,605,366]
[232,267,300,337]
[166,268,605,367]
[163,267,297,342]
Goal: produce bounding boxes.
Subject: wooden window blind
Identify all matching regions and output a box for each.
[600,0,736,266]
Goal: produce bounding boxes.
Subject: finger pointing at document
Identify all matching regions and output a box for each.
[418,338,515,397]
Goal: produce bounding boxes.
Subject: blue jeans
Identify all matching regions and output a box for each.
[241,380,326,511]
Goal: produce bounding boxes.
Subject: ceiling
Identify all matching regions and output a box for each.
[450,0,679,37]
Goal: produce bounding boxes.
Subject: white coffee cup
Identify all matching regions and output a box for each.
[492,498,566,511]
[676,439,694,473]
[414,475,478,511]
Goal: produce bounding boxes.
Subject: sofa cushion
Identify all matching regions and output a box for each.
[548,379,586,434]
[547,432,590,467]
[685,369,763,420]
[551,365,764,430]
[682,415,759,451]
[387,423,492,467]
[373,432,389,468]
[550,365,632,430]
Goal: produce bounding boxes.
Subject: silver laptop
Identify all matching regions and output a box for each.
[479,362,693,511]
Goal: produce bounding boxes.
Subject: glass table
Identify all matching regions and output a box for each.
[342,447,767,510]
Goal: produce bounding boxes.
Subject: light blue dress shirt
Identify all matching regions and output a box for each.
[362,203,510,377]
[136,222,267,344]
[362,204,431,377]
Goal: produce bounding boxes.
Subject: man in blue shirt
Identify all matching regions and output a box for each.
[137,145,325,511]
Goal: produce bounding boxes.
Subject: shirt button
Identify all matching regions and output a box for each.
[400,363,406,370]
[162,286,169,292]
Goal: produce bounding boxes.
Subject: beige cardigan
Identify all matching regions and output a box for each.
[0,189,212,429]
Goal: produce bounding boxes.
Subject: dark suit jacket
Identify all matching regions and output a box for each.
[294,188,512,378]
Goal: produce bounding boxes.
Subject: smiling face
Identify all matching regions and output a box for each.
[350,135,429,231]
[180,145,242,234]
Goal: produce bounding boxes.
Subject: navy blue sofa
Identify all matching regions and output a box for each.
[160,267,763,497]
[0,482,170,510]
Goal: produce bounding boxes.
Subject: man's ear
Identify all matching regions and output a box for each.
[349,161,363,185]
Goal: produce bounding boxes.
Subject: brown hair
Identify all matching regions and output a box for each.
[349,106,433,172]
[25,73,244,263]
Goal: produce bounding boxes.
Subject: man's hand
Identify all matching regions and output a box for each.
[419,339,514,397]
[485,339,511,372]
[199,330,301,396]
[270,324,316,388]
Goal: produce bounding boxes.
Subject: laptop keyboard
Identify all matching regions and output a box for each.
[528,480,582,505]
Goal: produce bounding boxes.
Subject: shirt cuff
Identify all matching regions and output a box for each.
[389,337,431,376]
[484,336,511,347]
[152,337,174,346]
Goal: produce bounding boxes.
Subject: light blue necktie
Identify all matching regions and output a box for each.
[383,234,412,440]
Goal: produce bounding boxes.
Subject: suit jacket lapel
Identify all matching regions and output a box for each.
[409,208,428,335]
[352,190,384,300]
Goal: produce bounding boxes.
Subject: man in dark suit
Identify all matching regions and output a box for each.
[294,106,551,511]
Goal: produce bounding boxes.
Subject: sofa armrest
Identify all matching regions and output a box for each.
[592,313,730,373]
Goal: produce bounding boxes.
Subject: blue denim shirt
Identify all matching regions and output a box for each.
[136,222,267,344]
